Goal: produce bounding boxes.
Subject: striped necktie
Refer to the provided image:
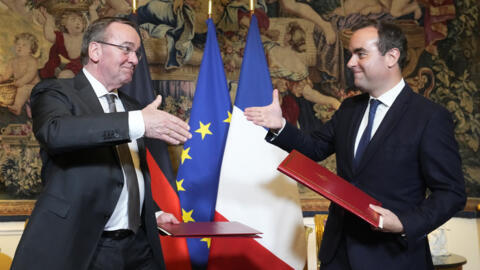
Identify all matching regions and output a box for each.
[105,94,141,232]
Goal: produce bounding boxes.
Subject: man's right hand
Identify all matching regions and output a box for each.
[244,89,284,131]
[156,212,180,225]
[142,95,191,144]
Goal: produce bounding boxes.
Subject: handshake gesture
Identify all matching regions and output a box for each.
[142,95,192,144]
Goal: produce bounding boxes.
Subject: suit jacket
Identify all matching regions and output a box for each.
[12,71,166,270]
[270,85,466,270]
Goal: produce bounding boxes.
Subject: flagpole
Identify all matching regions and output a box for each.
[132,0,137,14]
[249,0,254,15]
[208,0,212,19]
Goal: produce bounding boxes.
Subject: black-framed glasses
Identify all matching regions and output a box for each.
[96,41,142,61]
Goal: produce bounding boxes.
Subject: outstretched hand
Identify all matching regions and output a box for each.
[142,95,191,144]
[244,89,284,131]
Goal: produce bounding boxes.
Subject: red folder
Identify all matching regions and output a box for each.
[158,221,262,238]
[278,150,382,228]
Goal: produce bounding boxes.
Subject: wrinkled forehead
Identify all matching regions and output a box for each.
[104,22,140,47]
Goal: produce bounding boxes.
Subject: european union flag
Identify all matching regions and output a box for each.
[176,18,232,269]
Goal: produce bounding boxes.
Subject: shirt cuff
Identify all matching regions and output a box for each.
[268,118,286,141]
[128,110,145,140]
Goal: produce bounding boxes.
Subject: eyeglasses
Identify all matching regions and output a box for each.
[96,41,142,61]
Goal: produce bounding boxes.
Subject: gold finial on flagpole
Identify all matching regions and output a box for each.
[250,0,254,15]
[132,0,137,14]
[208,0,212,19]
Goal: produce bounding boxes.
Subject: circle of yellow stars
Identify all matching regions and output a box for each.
[176,110,231,249]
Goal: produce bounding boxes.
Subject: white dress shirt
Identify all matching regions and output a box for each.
[354,79,405,157]
[83,68,146,230]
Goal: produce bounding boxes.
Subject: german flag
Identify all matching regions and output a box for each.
[119,13,191,270]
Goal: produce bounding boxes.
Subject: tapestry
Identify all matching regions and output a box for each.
[0,0,478,203]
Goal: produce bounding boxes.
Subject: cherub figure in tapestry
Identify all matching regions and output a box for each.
[36,0,99,79]
[0,33,41,116]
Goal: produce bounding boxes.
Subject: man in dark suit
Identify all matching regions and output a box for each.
[11,17,192,270]
[245,20,466,270]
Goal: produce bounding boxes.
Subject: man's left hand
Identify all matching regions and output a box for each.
[369,204,404,233]
[156,212,180,225]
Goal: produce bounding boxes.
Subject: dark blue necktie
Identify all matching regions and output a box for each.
[354,99,381,169]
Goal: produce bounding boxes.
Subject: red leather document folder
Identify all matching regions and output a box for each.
[278,150,382,228]
[158,221,262,238]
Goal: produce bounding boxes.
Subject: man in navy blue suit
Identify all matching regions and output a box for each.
[245,20,466,270]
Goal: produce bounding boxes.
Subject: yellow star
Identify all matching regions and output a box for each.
[223,111,232,123]
[195,121,213,140]
[201,237,211,248]
[181,147,192,164]
[182,209,195,223]
[176,179,185,192]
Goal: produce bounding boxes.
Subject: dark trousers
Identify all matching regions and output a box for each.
[89,228,160,270]
[320,235,352,270]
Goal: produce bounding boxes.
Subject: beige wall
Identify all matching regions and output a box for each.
[442,218,480,270]
[0,221,23,268]
[1,218,479,269]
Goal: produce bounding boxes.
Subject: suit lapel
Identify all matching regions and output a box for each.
[119,91,131,110]
[346,94,369,175]
[74,71,105,114]
[355,85,413,173]
[74,71,126,166]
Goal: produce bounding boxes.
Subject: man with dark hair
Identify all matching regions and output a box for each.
[12,17,192,270]
[245,20,466,269]
[351,20,408,70]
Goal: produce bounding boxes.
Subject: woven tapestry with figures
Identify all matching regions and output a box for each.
[0,0,478,205]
